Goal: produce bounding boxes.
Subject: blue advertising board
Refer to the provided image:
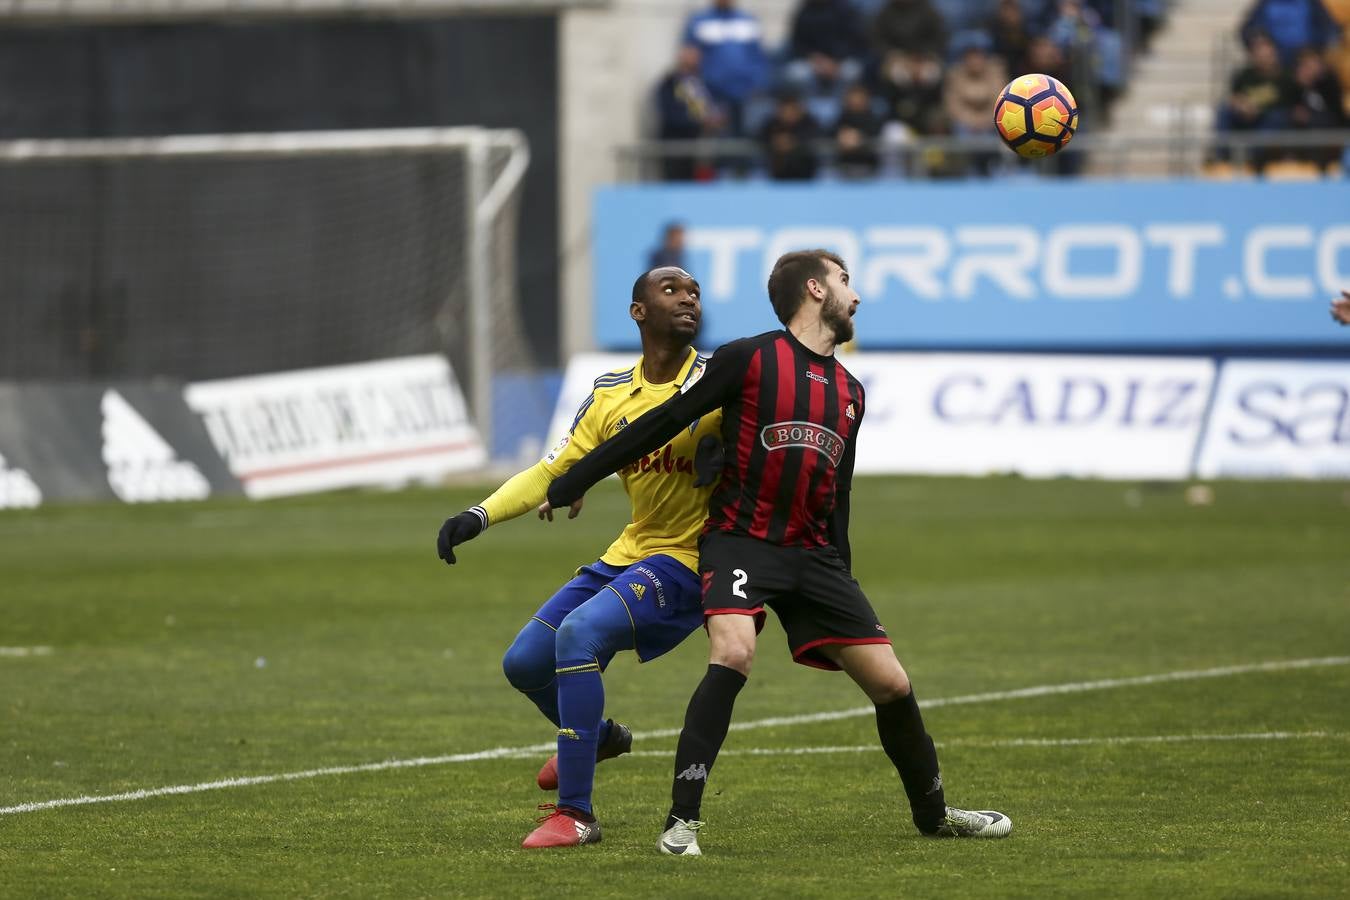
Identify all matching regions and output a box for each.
[593,181,1350,350]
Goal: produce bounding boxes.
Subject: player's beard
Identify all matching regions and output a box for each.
[822,287,854,344]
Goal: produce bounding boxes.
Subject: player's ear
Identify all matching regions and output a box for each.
[631,300,645,323]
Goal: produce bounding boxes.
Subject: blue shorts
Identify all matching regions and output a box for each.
[532,554,703,663]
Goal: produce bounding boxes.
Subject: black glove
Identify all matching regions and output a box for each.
[437,508,486,565]
[693,434,726,488]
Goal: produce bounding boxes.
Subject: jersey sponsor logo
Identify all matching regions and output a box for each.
[629,583,647,602]
[544,433,571,464]
[806,371,830,385]
[101,389,210,504]
[677,763,708,782]
[0,452,42,510]
[620,443,694,478]
[614,416,630,433]
[846,402,857,421]
[760,421,846,467]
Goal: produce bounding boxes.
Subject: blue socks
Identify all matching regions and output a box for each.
[551,590,636,815]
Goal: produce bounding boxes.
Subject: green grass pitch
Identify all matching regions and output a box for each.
[2,477,1348,898]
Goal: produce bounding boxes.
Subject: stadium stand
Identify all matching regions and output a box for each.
[647,0,1350,180]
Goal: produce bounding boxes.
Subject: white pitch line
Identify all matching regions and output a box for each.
[0,646,53,657]
[3,656,1347,817]
[630,654,1350,740]
[617,731,1347,758]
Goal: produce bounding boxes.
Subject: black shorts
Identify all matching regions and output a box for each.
[698,531,890,671]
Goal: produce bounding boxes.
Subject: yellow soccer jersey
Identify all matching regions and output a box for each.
[541,348,720,574]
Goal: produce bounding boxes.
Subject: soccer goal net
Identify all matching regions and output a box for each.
[0,127,531,454]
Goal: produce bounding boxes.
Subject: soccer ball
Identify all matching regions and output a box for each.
[994,74,1079,159]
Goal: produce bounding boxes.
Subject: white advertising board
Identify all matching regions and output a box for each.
[551,351,1216,481]
[1195,359,1350,479]
[185,356,485,499]
[847,353,1216,480]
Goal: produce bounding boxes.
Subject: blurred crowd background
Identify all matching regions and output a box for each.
[649,0,1349,179]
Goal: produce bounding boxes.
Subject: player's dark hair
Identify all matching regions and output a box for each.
[766,249,846,325]
[631,270,652,304]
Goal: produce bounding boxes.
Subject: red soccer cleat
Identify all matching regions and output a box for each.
[521,804,601,849]
[536,720,632,790]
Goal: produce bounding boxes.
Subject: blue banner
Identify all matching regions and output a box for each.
[593,181,1350,350]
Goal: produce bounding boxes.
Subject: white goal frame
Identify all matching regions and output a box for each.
[0,126,530,452]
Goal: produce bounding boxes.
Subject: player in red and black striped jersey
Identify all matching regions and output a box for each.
[545,249,1011,852]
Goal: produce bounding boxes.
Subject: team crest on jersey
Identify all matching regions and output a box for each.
[544,433,571,464]
[630,583,646,601]
[760,421,846,466]
[846,403,856,420]
[679,364,706,394]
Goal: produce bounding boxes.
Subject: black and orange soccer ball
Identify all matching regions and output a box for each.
[994,74,1079,159]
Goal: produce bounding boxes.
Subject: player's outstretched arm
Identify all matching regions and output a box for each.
[545,340,751,512]
[1332,291,1350,326]
[436,461,554,565]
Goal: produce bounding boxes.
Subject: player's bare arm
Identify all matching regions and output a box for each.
[1333,291,1350,326]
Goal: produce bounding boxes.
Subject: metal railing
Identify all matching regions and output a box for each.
[615,129,1350,182]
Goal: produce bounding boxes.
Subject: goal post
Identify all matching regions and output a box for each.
[0,126,531,457]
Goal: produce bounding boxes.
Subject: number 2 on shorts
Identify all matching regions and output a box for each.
[731,568,748,599]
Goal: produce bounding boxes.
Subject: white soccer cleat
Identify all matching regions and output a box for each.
[658,817,705,856]
[927,806,1013,838]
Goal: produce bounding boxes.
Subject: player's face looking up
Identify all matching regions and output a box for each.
[817,260,859,344]
[633,266,701,344]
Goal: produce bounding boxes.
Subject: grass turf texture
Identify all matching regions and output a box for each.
[2,477,1348,899]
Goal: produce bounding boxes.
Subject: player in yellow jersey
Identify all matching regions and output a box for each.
[436,266,722,848]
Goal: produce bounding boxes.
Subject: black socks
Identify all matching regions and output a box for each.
[667,664,747,828]
[875,690,947,833]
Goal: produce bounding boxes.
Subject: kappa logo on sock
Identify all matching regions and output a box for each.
[558,728,581,741]
[677,763,708,782]
[927,773,943,795]
[630,583,646,601]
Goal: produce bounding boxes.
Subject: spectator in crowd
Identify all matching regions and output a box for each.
[989,0,1034,74]
[833,82,885,178]
[873,0,948,137]
[1241,0,1341,64]
[944,31,1009,174]
[1024,34,1072,87]
[682,0,770,134]
[759,91,822,180]
[1220,31,1297,132]
[1288,46,1347,167]
[1022,34,1084,175]
[785,0,870,93]
[1217,31,1297,169]
[655,45,727,181]
[878,50,947,135]
[872,0,949,62]
[1044,0,1124,112]
[648,222,689,270]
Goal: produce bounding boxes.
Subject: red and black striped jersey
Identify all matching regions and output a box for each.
[548,330,865,561]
